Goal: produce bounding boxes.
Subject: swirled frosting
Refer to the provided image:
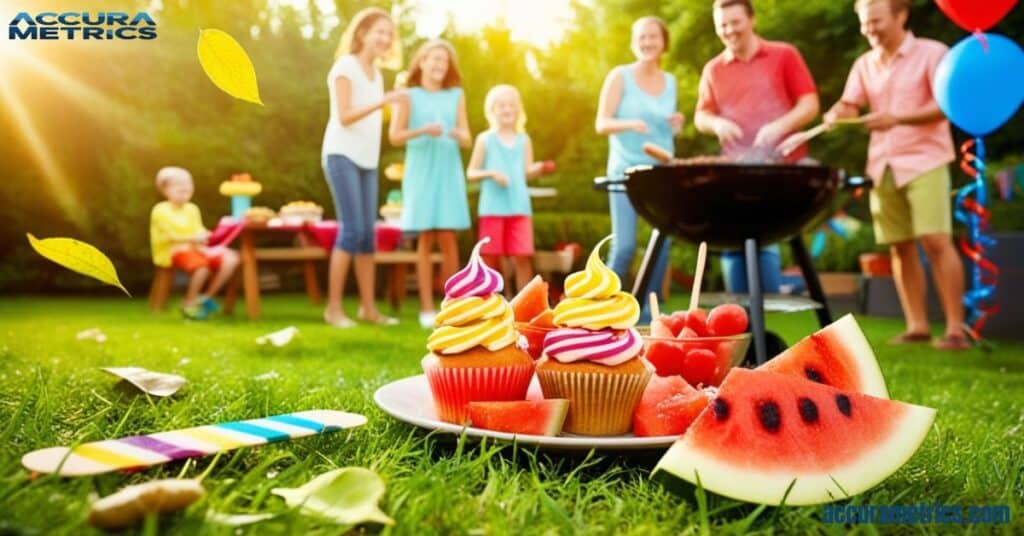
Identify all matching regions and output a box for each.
[428,238,518,354]
[552,236,640,330]
[563,237,621,299]
[444,239,503,299]
[543,327,643,366]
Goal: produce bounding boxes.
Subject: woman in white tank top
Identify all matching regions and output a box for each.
[321,7,404,328]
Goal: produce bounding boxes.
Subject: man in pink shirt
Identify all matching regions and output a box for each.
[825,0,967,350]
[694,0,820,295]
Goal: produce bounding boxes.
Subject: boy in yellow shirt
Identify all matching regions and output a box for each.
[150,166,240,319]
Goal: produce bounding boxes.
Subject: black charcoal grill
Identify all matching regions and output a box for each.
[597,162,864,364]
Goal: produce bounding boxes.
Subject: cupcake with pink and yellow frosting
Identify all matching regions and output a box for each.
[421,238,534,424]
[536,236,652,435]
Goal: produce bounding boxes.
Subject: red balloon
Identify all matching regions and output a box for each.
[935,0,1017,32]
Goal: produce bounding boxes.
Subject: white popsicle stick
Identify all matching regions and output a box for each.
[689,242,708,313]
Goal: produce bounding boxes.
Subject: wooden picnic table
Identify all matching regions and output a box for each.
[237,222,440,320]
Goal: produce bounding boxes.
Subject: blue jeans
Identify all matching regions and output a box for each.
[720,244,782,293]
[608,192,670,322]
[323,154,378,253]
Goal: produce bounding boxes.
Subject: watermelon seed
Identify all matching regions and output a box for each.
[712,398,730,421]
[835,394,852,417]
[804,367,824,383]
[756,400,781,432]
[798,397,819,424]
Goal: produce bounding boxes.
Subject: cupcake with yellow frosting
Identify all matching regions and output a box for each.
[422,238,534,424]
[536,236,652,435]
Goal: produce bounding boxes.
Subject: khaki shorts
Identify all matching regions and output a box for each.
[870,166,952,245]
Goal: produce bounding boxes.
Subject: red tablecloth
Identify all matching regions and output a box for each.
[209,217,402,252]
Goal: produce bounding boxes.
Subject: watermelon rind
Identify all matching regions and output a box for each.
[652,369,935,506]
[654,404,933,505]
[761,314,889,399]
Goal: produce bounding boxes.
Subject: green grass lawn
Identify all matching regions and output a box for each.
[0,295,1021,534]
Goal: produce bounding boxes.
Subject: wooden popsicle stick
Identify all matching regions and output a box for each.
[21,410,367,477]
[689,242,708,313]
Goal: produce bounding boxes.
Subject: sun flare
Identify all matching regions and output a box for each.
[410,0,576,46]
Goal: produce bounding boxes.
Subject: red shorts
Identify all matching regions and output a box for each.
[478,215,534,256]
[171,248,222,273]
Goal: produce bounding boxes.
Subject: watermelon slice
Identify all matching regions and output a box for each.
[511,275,549,323]
[653,368,935,505]
[530,309,555,329]
[468,399,569,436]
[633,376,714,437]
[759,314,888,398]
[516,323,548,360]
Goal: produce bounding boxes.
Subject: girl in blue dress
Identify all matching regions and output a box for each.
[389,39,472,328]
[466,84,553,291]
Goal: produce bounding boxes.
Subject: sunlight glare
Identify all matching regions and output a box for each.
[0,76,87,230]
[411,0,575,47]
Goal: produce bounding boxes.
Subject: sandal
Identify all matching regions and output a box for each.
[358,309,399,326]
[933,334,971,351]
[323,312,356,329]
[887,332,932,345]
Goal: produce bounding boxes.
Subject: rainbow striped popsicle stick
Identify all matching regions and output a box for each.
[21,410,366,476]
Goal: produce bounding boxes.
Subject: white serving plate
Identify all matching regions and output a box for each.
[373,375,679,451]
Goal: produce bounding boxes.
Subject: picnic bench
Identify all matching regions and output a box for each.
[238,225,440,319]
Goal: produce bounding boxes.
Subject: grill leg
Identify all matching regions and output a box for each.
[745,238,768,365]
[789,235,833,328]
[632,228,667,299]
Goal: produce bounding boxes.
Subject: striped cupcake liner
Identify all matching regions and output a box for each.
[422,361,535,424]
[536,367,652,436]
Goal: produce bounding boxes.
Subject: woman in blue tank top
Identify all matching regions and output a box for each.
[596,16,684,321]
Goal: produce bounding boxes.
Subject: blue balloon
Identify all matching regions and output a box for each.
[934,33,1024,137]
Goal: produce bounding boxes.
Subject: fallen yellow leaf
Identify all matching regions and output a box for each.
[197,28,263,105]
[27,234,130,295]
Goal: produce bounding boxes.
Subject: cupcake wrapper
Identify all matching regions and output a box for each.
[536,367,652,436]
[423,361,534,424]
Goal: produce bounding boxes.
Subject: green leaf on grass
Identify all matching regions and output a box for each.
[271,467,394,527]
[197,28,263,105]
[27,234,130,295]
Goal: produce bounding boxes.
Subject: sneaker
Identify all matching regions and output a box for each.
[199,296,220,315]
[418,310,436,329]
[182,303,209,320]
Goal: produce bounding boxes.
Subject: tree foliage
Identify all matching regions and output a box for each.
[1,0,1021,291]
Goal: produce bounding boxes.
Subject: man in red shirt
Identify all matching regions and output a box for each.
[824,0,966,350]
[694,0,820,294]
